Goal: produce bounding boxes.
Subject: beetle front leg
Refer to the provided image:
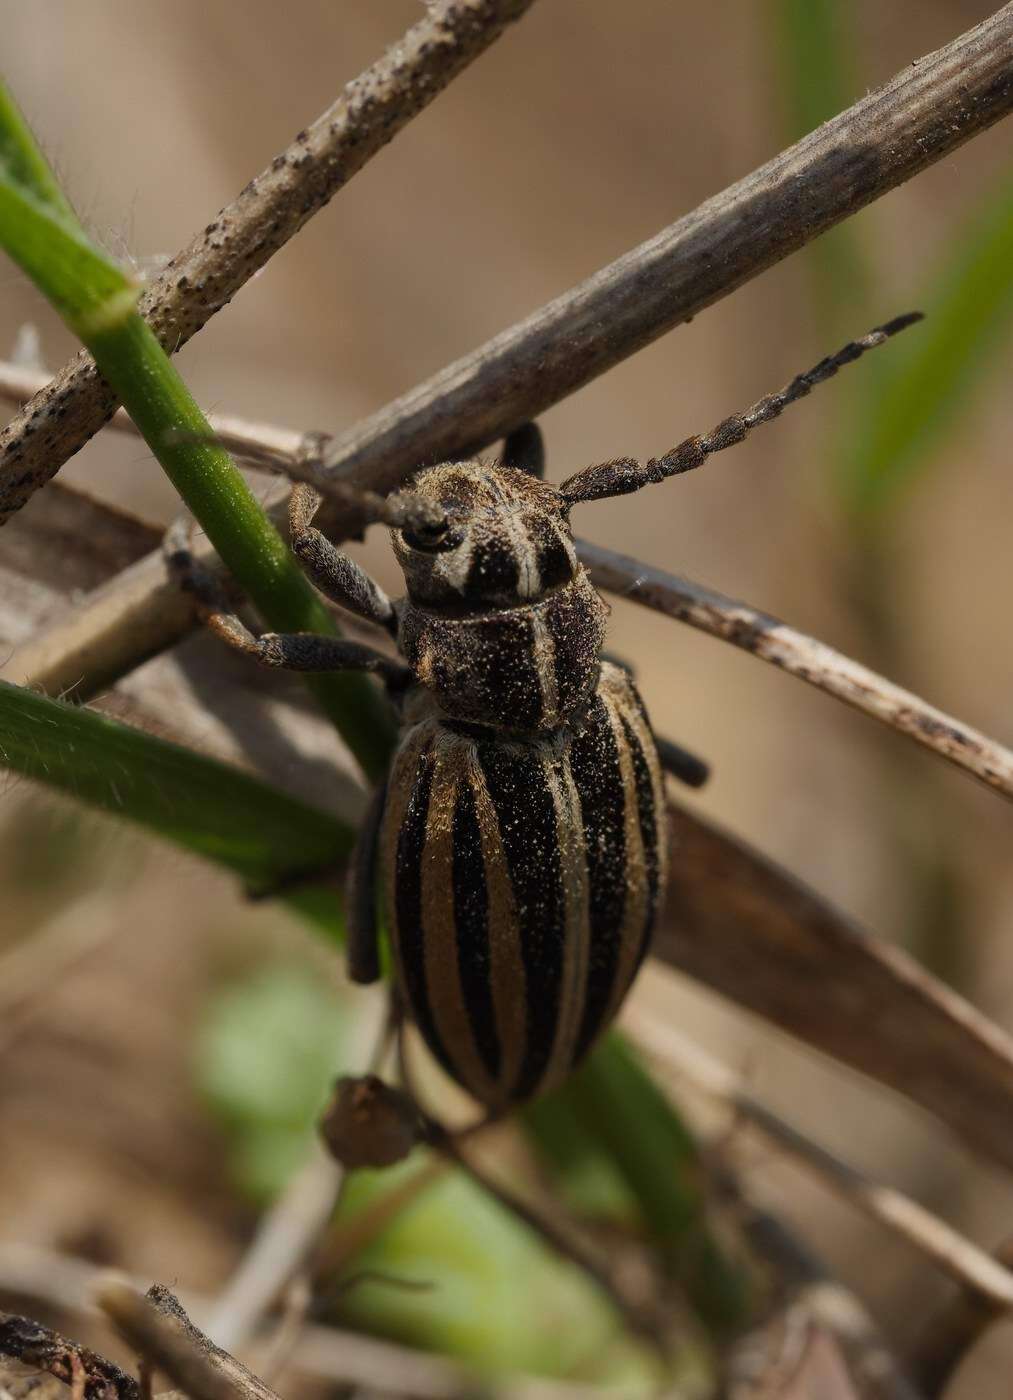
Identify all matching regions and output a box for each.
[164,516,411,688]
[345,777,387,985]
[289,484,398,636]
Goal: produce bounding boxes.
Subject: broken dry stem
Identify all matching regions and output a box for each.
[632,1017,1013,1314]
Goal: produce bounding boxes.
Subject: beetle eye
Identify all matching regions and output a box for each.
[402,520,462,553]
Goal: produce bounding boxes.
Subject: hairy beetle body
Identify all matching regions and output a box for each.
[381,661,668,1109]
[176,315,916,1113]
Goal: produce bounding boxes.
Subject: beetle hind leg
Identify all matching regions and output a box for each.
[655,735,710,789]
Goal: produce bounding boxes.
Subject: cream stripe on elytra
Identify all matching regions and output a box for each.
[539,750,591,1094]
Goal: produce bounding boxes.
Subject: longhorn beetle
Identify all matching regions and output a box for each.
[167,313,921,1111]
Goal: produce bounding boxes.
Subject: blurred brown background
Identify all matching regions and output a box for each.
[0,2,1011,1392]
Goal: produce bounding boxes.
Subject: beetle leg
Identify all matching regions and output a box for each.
[656,735,710,789]
[345,777,388,985]
[501,421,545,480]
[164,515,412,689]
[289,484,398,636]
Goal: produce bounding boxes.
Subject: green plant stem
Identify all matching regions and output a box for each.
[0,85,77,223]
[528,1036,751,1335]
[0,680,351,937]
[0,83,394,780]
[90,314,396,778]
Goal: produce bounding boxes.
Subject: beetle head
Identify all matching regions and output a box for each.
[392,462,577,609]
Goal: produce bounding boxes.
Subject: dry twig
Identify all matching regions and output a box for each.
[580,543,1013,802]
[425,1120,670,1351]
[97,1282,278,1400]
[631,1017,1013,1313]
[0,0,537,524]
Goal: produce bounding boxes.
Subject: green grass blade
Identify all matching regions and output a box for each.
[838,173,1013,526]
[0,173,134,329]
[0,680,351,936]
[0,85,77,223]
[530,1036,751,1334]
[0,81,394,780]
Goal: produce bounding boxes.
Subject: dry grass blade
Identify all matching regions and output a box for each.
[728,1204,923,1400]
[0,0,537,525]
[579,542,1013,801]
[654,803,1013,1173]
[633,1018,1013,1311]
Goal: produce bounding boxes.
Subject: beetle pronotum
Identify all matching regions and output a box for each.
[167,313,921,1111]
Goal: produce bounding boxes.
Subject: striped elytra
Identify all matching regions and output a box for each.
[380,662,668,1110]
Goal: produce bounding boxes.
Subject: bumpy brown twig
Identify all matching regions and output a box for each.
[311,2,1013,532]
[0,0,537,525]
[579,542,1013,802]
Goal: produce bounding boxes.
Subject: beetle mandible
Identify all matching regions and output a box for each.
[167,313,920,1110]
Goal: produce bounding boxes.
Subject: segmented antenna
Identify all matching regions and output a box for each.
[559,312,923,506]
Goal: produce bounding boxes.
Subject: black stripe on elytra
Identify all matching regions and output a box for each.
[569,698,628,1064]
[620,713,661,970]
[477,740,565,1099]
[393,755,457,1083]
[451,777,501,1079]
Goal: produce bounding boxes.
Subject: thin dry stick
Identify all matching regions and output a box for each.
[579,542,1013,802]
[206,996,389,1354]
[906,1236,1013,1398]
[630,1016,1013,1314]
[206,1149,342,1356]
[0,0,537,525]
[97,1280,278,1400]
[425,1121,669,1350]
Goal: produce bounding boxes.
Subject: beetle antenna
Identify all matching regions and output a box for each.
[558,312,923,506]
[162,426,448,534]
